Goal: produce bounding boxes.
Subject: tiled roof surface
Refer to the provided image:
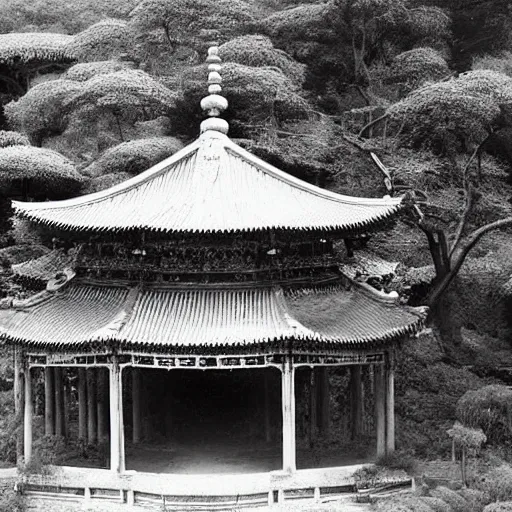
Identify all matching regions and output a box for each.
[0,279,426,350]
[13,131,402,235]
[12,249,76,282]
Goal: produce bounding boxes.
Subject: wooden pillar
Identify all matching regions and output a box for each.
[132,368,141,445]
[375,364,386,458]
[78,368,87,441]
[44,367,55,436]
[385,353,395,454]
[316,367,330,438]
[281,355,296,473]
[97,368,108,442]
[109,358,125,472]
[309,368,317,447]
[350,366,363,439]
[14,349,24,463]
[24,367,32,464]
[87,368,97,445]
[54,367,65,437]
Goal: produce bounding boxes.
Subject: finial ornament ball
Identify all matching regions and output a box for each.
[200,45,229,135]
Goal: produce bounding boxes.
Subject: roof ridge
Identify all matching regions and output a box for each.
[90,286,139,341]
[224,141,404,207]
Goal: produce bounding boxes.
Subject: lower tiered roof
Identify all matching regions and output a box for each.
[0,277,426,352]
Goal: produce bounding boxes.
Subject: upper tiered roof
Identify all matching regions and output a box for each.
[13,47,403,236]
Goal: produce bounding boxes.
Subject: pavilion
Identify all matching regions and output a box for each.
[0,47,426,491]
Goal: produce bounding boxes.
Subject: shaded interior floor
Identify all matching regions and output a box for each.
[63,438,373,474]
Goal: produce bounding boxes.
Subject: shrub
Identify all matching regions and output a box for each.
[63,60,136,82]
[0,32,73,66]
[388,48,450,93]
[4,80,84,144]
[473,52,512,78]
[430,487,468,512]
[456,385,512,446]
[82,137,183,177]
[476,465,512,503]
[484,503,512,512]
[0,145,83,199]
[376,496,434,512]
[0,486,25,512]
[0,131,30,148]
[219,35,305,84]
[62,69,176,120]
[458,488,489,511]
[376,450,418,474]
[421,497,453,512]
[65,19,135,62]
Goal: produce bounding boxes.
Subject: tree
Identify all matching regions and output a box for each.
[447,422,486,486]
[129,0,257,57]
[371,150,512,343]
[62,69,177,141]
[0,145,83,199]
[0,0,140,35]
[4,79,84,145]
[83,137,184,177]
[65,19,136,63]
[381,70,512,154]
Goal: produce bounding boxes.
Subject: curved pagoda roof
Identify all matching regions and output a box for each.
[0,277,426,351]
[13,131,402,235]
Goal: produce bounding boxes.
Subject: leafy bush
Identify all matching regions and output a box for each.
[219,35,305,84]
[4,80,84,144]
[23,435,66,475]
[456,385,512,446]
[430,486,468,512]
[0,146,83,199]
[0,32,73,66]
[484,503,512,512]
[63,60,136,82]
[388,48,450,93]
[420,497,453,512]
[83,137,183,177]
[0,486,25,512]
[376,496,434,512]
[473,52,512,78]
[62,69,176,121]
[475,465,512,503]
[65,19,135,62]
[0,131,30,148]
[458,488,489,511]
[376,450,418,474]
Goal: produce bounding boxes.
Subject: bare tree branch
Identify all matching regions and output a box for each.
[427,216,512,306]
[358,113,388,138]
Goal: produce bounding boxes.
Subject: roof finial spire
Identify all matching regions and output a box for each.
[200,45,229,135]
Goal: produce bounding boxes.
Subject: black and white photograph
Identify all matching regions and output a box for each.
[0,0,510,510]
